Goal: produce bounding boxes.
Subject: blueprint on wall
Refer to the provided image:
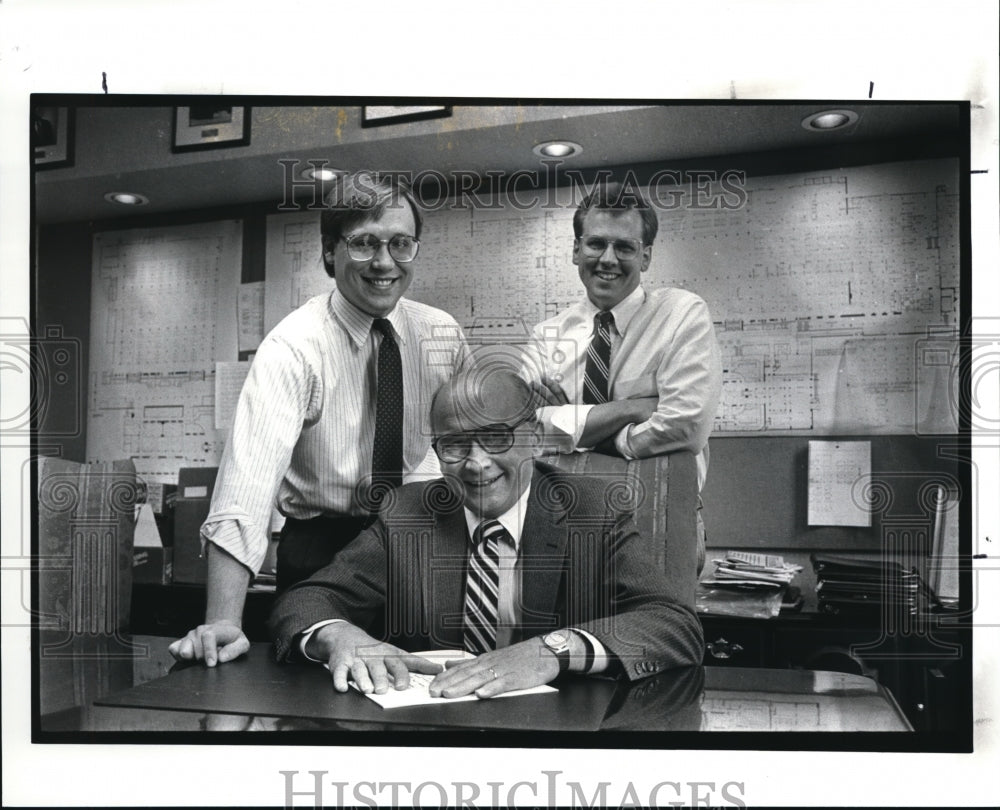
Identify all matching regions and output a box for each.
[87,221,242,488]
[263,158,960,436]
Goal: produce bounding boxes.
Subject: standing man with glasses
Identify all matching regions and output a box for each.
[269,369,703,697]
[524,183,722,571]
[170,171,466,666]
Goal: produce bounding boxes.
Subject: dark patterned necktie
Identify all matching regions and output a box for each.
[582,310,614,405]
[463,520,504,655]
[370,319,403,507]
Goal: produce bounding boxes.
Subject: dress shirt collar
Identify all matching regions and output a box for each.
[329,288,408,349]
[463,482,531,552]
[585,285,646,337]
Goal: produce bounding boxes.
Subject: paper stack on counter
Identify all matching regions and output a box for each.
[696,551,803,618]
[704,551,803,589]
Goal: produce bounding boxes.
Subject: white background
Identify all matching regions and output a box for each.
[2,0,998,806]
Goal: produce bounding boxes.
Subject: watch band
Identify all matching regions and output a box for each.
[578,630,596,674]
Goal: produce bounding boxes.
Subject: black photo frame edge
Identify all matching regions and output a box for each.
[32,106,75,170]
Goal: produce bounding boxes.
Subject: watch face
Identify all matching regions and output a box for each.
[545,631,568,648]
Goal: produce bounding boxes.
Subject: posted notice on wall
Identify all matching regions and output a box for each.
[807,440,872,526]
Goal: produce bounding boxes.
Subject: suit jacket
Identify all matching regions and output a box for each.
[269,462,703,680]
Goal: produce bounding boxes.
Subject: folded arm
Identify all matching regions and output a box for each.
[533,391,659,454]
[615,299,722,460]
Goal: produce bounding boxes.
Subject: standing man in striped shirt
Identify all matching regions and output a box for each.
[170,172,467,666]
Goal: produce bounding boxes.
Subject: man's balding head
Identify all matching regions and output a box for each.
[430,368,539,519]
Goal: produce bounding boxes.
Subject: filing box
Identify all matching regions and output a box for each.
[171,467,218,585]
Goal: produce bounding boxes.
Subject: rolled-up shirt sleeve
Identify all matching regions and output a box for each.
[521,330,596,453]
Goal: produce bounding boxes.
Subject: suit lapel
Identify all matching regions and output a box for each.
[427,506,468,649]
[520,466,568,628]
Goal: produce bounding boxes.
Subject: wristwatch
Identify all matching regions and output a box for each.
[541,630,572,672]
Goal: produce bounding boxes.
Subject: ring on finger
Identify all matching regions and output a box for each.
[488,667,497,680]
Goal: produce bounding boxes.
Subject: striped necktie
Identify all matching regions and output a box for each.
[463,520,505,655]
[582,310,614,405]
[370,318,403,508]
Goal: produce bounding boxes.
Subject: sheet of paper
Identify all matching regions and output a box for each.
[346,650,557,709]
[132,502,162,549]
[807,440,872,526]
[238,281,265,351]
[214,360,251,430]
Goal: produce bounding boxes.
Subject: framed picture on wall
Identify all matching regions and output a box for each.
[172,105,251,152]
[32,106,74,169]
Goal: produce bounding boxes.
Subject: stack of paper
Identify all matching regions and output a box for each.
[696,552,803,619]
[704,551,803,589]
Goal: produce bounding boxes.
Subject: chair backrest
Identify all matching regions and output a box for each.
[37,457,137,637]
[544,449,700,578]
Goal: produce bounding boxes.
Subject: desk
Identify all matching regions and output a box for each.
[38,635,911,735]
[131,581,969,735]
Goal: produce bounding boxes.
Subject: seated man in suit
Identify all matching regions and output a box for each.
[269,368,703,698]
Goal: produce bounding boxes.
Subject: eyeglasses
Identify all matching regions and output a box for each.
[342,233,420,263]
[432,418,533,463]
[578,235,643,260]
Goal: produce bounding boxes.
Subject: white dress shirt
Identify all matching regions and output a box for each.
[525,285,722,489]
[202,289,466,574]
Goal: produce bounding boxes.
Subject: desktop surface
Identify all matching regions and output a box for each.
[38,635,912,735]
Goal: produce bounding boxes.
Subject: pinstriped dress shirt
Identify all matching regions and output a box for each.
[202,289,467,574]
[526,285,722,489]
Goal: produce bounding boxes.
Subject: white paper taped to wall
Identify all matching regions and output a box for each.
[807,440,872,526]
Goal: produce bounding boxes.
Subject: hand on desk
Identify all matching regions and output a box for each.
[428,637,561,699]
[310,622,444,694]
[168,620,250,667]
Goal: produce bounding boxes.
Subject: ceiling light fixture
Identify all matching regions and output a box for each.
[104,191,149,206]
[300,166,343,182]
[532,140,583,159]
[801,109,859,131]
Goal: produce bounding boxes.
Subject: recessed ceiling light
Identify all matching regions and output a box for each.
[532,140,583,159]
[300,166,343,182]
[801,109,859,131]
[104,191,149,206]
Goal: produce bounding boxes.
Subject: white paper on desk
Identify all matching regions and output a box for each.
[807,440,871,526]
[345,650,557,709]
